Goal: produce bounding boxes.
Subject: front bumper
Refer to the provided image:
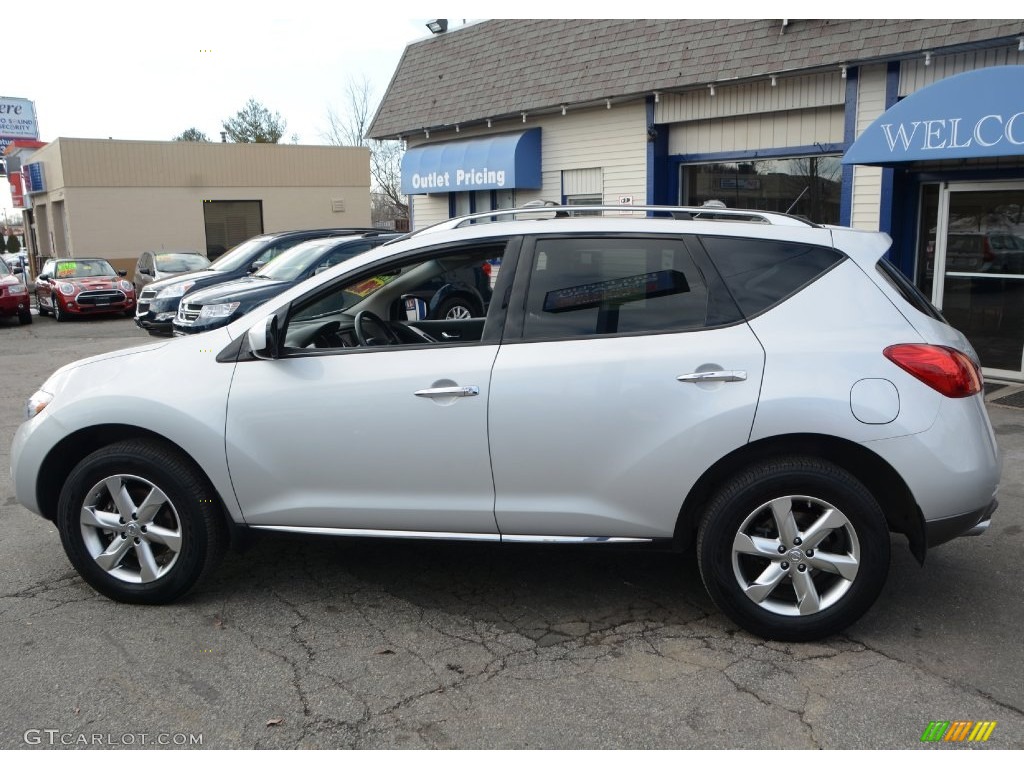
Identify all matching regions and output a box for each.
[135,297,180,336]
[0,293,30,316]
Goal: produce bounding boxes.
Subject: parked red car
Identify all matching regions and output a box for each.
[35,258,136,321]
[0,257,32,325]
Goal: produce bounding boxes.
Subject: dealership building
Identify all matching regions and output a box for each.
[369,19,1024,381]
[16,138,373,276]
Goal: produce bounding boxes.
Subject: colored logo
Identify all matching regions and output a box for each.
[921,721,997,742]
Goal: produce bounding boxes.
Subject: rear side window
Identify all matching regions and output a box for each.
[876,258,947,323]
[700,236,844,317]
[522,237,711,339]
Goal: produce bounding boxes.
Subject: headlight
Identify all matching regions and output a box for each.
[119,280,133,292]
[197,302,241,321]
[156,281,195,299]
[7,284,26,295]
[58,282,76,296]
[25,390,53,420]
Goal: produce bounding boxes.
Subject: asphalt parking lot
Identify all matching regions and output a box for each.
[1,312,1022,749]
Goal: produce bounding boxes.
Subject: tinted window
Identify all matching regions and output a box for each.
[701,236,843,317]
[523,238,709,339]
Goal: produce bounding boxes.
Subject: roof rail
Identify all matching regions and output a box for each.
[409,204,817,237]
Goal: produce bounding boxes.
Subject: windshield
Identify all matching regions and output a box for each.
[210,237,273,273]
[55,259,117,278]
[257,240,340,282]
[156,253,211,273]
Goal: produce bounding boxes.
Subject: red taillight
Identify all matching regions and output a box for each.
[883,344,982,398]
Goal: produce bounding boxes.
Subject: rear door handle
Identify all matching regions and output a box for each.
[677,370,747,383]
[414,385,480,398]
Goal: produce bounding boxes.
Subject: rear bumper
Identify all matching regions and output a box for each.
[925,497,997,548]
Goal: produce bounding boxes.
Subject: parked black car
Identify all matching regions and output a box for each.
[135,228,390,336]
[173,233,400,335]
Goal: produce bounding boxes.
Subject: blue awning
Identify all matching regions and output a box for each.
[401,128,541,194]
[843,66,1024,166]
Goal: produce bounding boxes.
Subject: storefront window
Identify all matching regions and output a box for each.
[681,156,842,224]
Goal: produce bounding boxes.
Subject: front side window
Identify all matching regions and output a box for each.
[282,242,509,352]
[522,237,710,340]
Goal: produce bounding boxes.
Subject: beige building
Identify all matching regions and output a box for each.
[22,138,372,275]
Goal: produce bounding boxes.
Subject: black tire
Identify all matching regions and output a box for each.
[18,311,32,325]
[56,439,228,604]
[436,295,476,320]
[696,456,889,642]
[124,308,135,318]
[37,299,48,317]
[53,299,66,322]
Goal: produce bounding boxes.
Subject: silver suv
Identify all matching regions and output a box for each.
[10,205,1000,641]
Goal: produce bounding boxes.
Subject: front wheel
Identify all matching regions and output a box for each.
[18,310,32,325]
[56,439,228,604]
[53,299,66,322]
[697,457,889,642]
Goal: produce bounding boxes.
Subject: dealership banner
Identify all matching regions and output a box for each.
[0,97,39,144]
[10,169,25,207]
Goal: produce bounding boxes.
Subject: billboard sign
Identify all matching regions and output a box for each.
[0,97,39,143]
[24,161,44,193]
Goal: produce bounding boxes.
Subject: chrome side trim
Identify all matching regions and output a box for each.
[250,525,500,542]
[501,535,654,544]
[249,526,654,545]
[414,385,480,398]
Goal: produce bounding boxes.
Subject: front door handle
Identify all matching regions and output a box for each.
[414,385,480,398]
[677,370,747,383]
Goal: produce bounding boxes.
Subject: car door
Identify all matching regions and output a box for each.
[35,260,55,309]
[223,238,517,535]
[487,234,765,540]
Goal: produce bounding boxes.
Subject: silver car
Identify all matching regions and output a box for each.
[133,251,211,295]
[10,205,1000,641]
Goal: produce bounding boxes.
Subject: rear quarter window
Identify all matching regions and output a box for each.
[700,236,845,317]
[876,258,947,323]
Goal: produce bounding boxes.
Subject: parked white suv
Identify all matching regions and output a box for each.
[10,205,1000,641]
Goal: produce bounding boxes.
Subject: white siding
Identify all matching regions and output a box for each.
[900,45,1024,95]
[850,64,888,231]
[669,107,844,155]
[406,102,648,228]
[656,72,845,123]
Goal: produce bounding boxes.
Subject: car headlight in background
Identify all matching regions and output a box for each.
[119,280,133,292]
[7,284,26,295]
[197,302,241,321]
[156,281,195,299]
[58,282,75,296]
[25,390,53,420]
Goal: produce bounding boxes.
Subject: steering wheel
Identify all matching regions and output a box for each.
[353,310,401,346]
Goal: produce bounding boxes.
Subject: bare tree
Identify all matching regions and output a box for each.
[323,76,408,225]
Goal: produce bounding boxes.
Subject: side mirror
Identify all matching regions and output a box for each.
[247,315,281,360]
[249,261,266,273]
[12,266,22,275]
[139,267,152,276]
[117,270,128,277]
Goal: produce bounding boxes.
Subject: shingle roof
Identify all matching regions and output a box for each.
[368,19,1023,138]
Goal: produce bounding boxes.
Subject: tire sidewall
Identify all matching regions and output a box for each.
[698,460,890,641]
[57,446,213,604]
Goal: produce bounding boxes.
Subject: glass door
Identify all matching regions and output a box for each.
[932,182,1024,381]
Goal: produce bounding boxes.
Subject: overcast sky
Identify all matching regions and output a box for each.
[1,3,948,219]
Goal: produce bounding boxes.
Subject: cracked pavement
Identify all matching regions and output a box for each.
[1,316,1022,749]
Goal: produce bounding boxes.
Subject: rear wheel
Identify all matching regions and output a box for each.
[697,456,889,641]
[56,439,228,604]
